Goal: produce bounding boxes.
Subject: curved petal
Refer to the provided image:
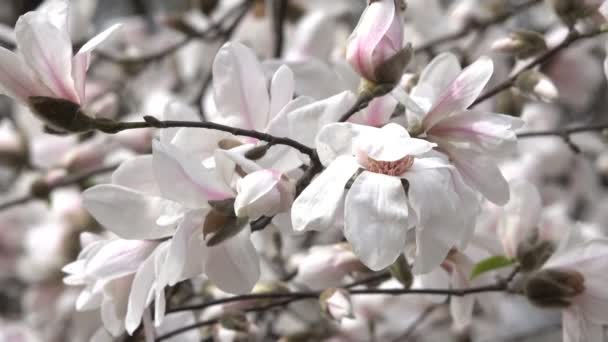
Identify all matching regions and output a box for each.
[85,240,158,281]
[414,52,461,104]
[315,122,377,165]
[205,228,260,294]
[152,140,233,208]
[423,56,494,130]
[161,101,200,144]
[344,171,408,271]
[235,170,282,219]
[269,65,295,120]
[0,47,51,103]
[213,42,270,131]
[16,11,79,103]
[111,155,160,196]
[291,156,359,232]
[83,185,176,240]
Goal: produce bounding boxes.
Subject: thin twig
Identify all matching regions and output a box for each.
[414,0,543,53]
[471,28,608,107]
[0,163,118,211]
[517,122,608,138]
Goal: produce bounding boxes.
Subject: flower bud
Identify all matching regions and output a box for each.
[28,96,96,133]
[491,30,547,59]
[319,288,354,322]
[515,228,556,272]
[525,268,585,308]
[346,0,410,85]
[548,0,604,27]
[515,70,559,103]
[234,170,294,220]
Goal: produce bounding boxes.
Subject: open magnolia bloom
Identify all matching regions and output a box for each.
[531,239,608,342]
[62,234,166,337]
[292,122,480,273]
[402,53,524,205]
[0,0,120,132]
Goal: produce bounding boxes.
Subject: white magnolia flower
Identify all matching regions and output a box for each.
[403,53,524,205]
[62,234,166,337]
[292,122,479,273]
[0,0,119,129]
[540,240,608,342]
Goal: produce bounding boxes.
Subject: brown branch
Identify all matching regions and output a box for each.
[517,122,608,138]
[471,28,608,107]
[414,0,543,53]
[0,163,118,211]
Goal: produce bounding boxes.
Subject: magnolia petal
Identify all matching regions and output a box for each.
[85,240,157,281]
[111,155,160,196]
[73,23,122,102]
[152,140,232,207]
[205,228,260,294]
[125,248,158,334]
[498,179,543,258]
[286,91,358,149]
[429,110,524,155]
[269,65,295,120]
[346,0,396,80]
[344,171,408,271]
[291,156,359,232]
[15,11,79,103]
[171,127,232,159]
[83,185,175,240]
[445,146,510,205]
[414,52,462,104]
[160,210,207,287]
[562,307,604,342]
[423,56,494,130]
[448,252,475,330]
[235,170,282,219]
[0,47,51,103]
[213,42,270,131]
[315,122,377,165]
[161,101,200,144]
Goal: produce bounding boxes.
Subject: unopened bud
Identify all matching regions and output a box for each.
[491,30,547,59]
[525,268,585,308]
[319,288,354,322]
[516,229,556,272]
[388,254,413,288]
[549,0,601,27]
[220,313,249,333]
[28,96,95,133]
[515,70,559,103]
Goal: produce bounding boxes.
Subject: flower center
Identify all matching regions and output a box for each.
[362,155,414,176]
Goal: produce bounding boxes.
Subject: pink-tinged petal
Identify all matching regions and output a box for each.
[562,307,605,342]
[213,42,270,131]
[152,140,233,207]
[315,122,378,165]
[72,23,122,102]
[291,156,359,232]
[346,0,397,80]
[414,53,462,104]
[0,47,51,103]
[269,65,295,120]
[443,145,509,205]
[344,171,408,271]
[429,110,524,155]
[353,94,397,127]
[234,170,283,219]
[205,228,260,294]
[38,0,69,34]
[423,56,494,130]
[82,184,176,240]
[15,11,79,103]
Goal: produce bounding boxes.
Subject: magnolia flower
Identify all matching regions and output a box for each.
[292,123,479,273]
[0,0,119,131]
[535,240,608,342]
[234,169,294,220]
[404,53,523,205]
[62,234,166,337]
[346,0,410,84]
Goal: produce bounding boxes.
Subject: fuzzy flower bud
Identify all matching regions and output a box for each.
[491,30,547,59]
[319,288,354,322]
[515,70,559,103]
[346,0,411,85]
[548,0,607,26]
[525,268,585,308]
